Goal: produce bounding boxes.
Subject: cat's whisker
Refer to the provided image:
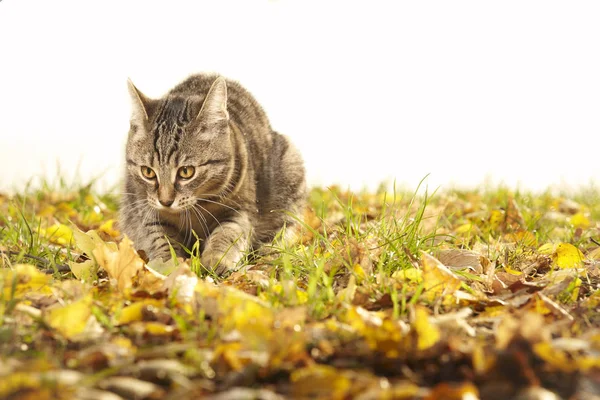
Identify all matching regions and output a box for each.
[215,180,239,200]
[117,191,142,196]
[196,197,244,216]
[129,199,151,209]
[184,209,192,249]
[177,210,186,247]
[190,205,210,239]
[140,207,154,232]
[194,203,223,232]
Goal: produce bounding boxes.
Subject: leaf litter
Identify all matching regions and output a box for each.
[1,183,600,399]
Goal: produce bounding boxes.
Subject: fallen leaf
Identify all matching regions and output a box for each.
[162,263,198,304]
[71,225,117,257]
[116,299,165,325]
[44,294,98,340]
[97,219,121,238]
[1,264,52,300]
[504,230,538,247]
[420,251,462,300]
[291,365,374,400]
[437,249,484,273]
[93,235,145,292]
[41,223,73,245]
[345,306,409,357]
[412,306,440,350]
[554,243,584,269]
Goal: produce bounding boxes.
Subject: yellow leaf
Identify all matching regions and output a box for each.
[0,372,41,398]
[144,322,175,336]
[98,219,121,238]
[570,212,590,228]
[420,251,462,297]
[481,305,505,318]
[68,259,97,281]
[45,295,93,339]
[117,299,164,325]
[261,281,308,306]
[352,263,366,282]
[93,235,146,292]
[568,277,582,302]
[489,209,504,230]
[38,205,56,218]
[503,266,522,276]
[533,296,552,315]
[345,306,406,357]
[214,342,245,371]
[455,222,474,234]
[472,343,493,374]
[71,225,116,259]
[533,342,577,372]
[504,230,537,247]
[291,365,353,400]
[1,264,51,300]
[538,243,556,255]
[205,283,276,349]
[413,306,440,350]
[576,356,600,372]
[555,243,584,269]
[41,223,73,246]
[392,267,422,282]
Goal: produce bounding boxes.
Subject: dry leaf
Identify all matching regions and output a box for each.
[45,294,103,340]
[437,249,484,273]
[420,251,462,299]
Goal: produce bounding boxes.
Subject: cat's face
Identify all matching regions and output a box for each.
[126,77,233,213]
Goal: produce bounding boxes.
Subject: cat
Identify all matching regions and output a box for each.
[119,74,306,275]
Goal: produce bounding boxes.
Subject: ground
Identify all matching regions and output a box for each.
[1,179,600,399]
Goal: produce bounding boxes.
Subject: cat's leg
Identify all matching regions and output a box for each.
[121,207,177,261]
[201,213,252,275]
[139,229,173,261]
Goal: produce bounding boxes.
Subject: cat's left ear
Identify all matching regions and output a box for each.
[127,79,156,124]
[196,77,229,126]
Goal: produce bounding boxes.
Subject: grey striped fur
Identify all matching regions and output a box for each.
[119,74,306,274]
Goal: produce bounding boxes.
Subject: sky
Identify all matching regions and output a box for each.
[0,0,599,194]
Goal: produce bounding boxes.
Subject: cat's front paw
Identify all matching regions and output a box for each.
[201,249,241,276]
[148,251,172,263]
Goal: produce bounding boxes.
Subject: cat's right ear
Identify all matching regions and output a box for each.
[127,79,154,125]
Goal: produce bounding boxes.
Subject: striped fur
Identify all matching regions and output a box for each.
[119,74,306,274]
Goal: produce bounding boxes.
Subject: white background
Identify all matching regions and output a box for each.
[0,0,599,194]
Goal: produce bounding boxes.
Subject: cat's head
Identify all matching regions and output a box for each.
[125,77,233,213]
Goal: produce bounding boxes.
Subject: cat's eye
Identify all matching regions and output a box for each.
[177,166,195,180]
[141,166,156,179]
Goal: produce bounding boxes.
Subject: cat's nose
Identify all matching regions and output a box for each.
[159,199,174,207]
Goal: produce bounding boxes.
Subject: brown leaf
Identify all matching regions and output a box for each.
[437,249,484,274]
[94,236,145,292]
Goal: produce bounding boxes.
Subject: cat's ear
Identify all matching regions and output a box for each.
[196,77,229,125]
[127,79,155,124]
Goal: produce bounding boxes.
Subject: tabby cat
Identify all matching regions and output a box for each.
[119,74,306,274]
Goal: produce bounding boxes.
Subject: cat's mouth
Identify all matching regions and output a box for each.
[151,199,182,214]
[158,205,182,214]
